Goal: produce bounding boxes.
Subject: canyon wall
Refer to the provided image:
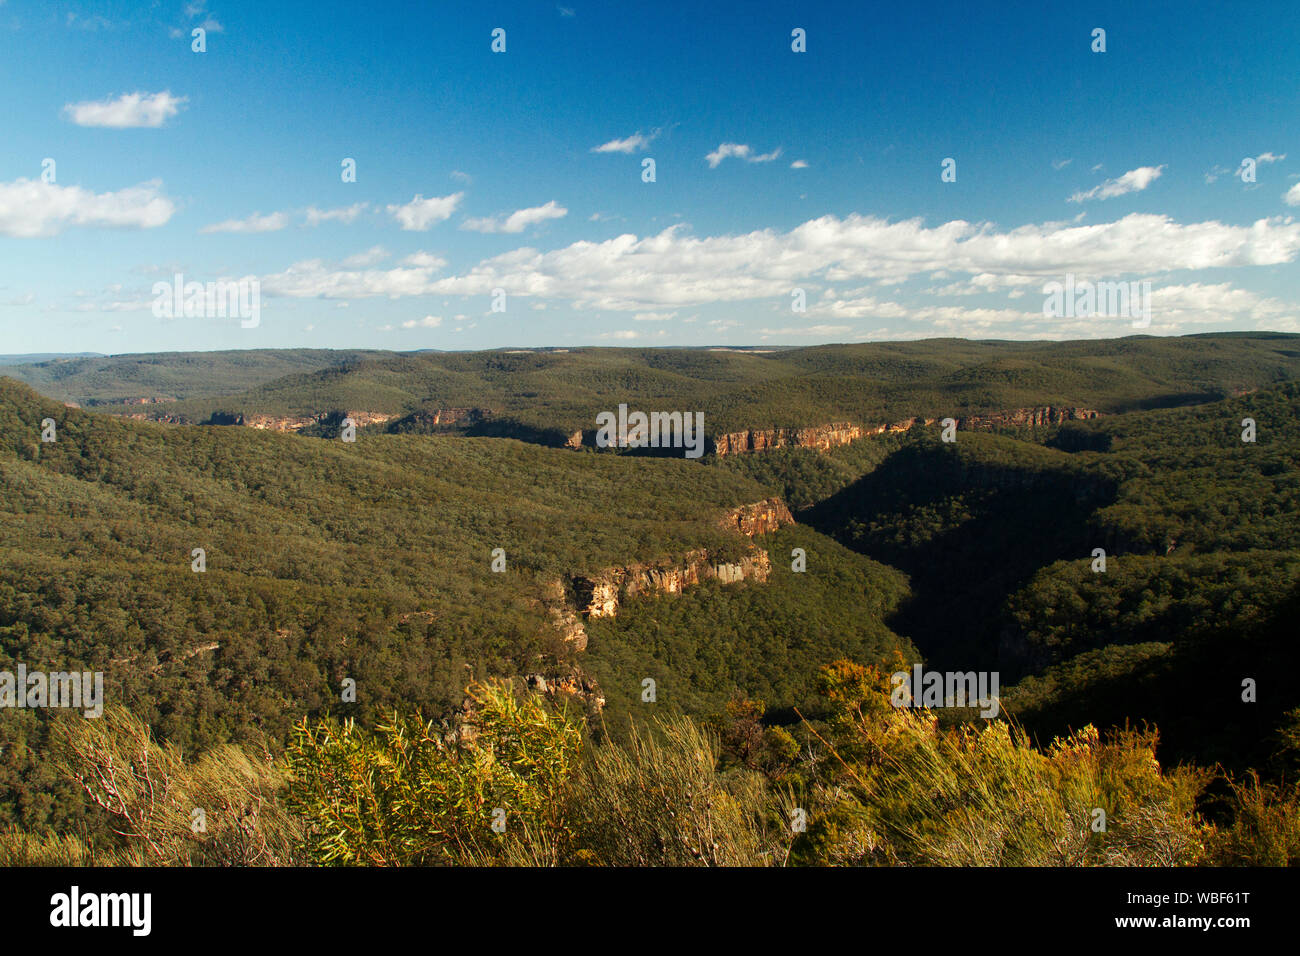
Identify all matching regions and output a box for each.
[710,407,1103,456]
[571,546,773,620]
[539,497,793,649]
[710,422,863,456]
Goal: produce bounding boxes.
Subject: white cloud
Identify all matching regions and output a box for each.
[387,192,464,231]
[416,213,1300,311]
[633,311,676,322]
[591,131,657,154]
[63,91,186,128]
[401,315,442,329]
[341,246,389,268]
[259,256,447,299]
[1069,165,1165,203]
[813,280,1299,338]
[600,330,639,339]
[790,159,809,169]
[1286,183,1300,207]
[401,251,448,269]
[706,143,782,168]
[255,212,1300,320]
[462,200,567,234]
[1257,152,1287,164]
[199,211,288,234]
[0,178,175,238]
[304,203,369,226]
[1052,159,1073,170]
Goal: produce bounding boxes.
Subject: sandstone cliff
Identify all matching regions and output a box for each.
[710,422,863,455]
[709,408,1102,456]
[722,497,795,536]
[956,406,1100,430]
[538,497,793,652]
[570,546,773,619]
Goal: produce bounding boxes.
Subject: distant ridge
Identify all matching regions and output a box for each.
[0,352,103,366]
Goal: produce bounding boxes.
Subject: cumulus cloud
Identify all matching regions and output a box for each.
[401,251,448,269]
[387,192,464,231]
[340,246,389,268]
[706,143,782,168]
[790,159,809,169]
[813,280,1299,338]
[259,256,447,299]
[401,315,442,329]
[254,212,1300,320]
[462,200,567,234]
[63,91,187,128]
[0,178,175,238]
[1069,165,1165,203]
[591,131,657,154]
[304,203,369,226]
[1284,183,1300,207]
[199,211,288,234]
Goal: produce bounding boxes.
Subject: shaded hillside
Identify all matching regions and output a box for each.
[803,380,1300,774]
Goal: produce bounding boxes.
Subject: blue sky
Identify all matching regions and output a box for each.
[1,0,1298,354]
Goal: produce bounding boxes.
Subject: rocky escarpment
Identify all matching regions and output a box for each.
[539,497,794,648]
[572,546,773,619]
[956,406,1100,430]
[386,407,491,433]
[710,408,1103,456]
[722,497,795,536]
[204,410,396,431]
[711,422,863,456]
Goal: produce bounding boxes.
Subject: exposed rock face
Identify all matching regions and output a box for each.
[538,578,588,652]
[124,412,187,424]
[387,407,490,432]
[710,409,1102,456]
[571,546,772,620]
[957,407,1100,430]
[711,422,863,456]
[723,497,794,536]
[342,410,395,428]
[243,413,319,431]
[204,410,397,432]
[863,417,937,436]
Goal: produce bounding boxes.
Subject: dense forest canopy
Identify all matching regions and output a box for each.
[1,336,1298,865]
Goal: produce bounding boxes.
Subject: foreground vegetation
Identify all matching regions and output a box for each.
[4,668,1297,867]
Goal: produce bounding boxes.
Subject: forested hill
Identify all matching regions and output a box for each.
[0,376,916,833]
[7,334,1300,438]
